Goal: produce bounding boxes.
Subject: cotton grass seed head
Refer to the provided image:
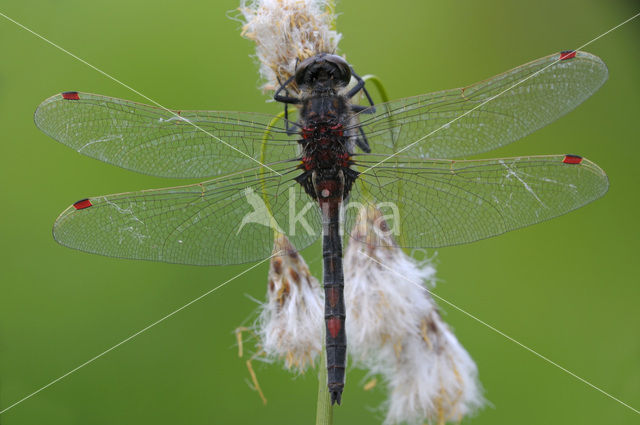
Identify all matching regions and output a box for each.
[238,0,342,92]
[383,312,484,425]
[344,205,484,424]
[345,205,438,361]
[258,234,323,371]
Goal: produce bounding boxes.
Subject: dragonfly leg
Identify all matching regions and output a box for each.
[346,68,375,113]
[283,104,298,136]
[350,104,375,115]
[347,69,375,152]
[349,104,373,153]
[275,75,301,136]
[274,74,299,104]
[356,126,371,153]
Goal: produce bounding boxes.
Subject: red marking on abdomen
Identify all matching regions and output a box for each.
[317,181,341,205]
[559,51,576,60]
[316,180,338,193]
[327,317,342,338]
[62,91,80,100]
[563,154,582,164]
[327,287,339,307]
[73,198,92,209]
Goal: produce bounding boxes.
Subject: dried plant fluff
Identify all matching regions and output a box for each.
[238,0,342,92]
[258,234,324,371]
[344,206,484,424]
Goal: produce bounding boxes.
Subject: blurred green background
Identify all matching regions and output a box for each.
[0,1,638,424]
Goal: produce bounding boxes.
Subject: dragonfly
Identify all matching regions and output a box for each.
[35,50,609,405]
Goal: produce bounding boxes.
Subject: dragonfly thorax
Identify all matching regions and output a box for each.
[296,94,357,201]
[299,93,350,124]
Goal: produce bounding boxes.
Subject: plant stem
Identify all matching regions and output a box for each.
[362,74,390,103]
[315,349,333,425]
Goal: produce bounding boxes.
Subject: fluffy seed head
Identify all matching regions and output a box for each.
[383,312,484,425]
[345,205,438,360]
[238,0,342,92]
[344,205,484,424]
[258,234,323,371]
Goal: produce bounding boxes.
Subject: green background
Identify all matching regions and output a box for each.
[1,1,638,424]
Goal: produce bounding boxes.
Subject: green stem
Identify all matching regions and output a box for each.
[362,74,390,103]
[315,349,333,425]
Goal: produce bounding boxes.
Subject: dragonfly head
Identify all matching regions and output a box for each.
[295,53,351,93]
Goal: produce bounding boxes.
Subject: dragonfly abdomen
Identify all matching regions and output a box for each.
[316,175,347,405]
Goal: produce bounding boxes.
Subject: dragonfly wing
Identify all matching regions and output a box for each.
[35,92,298,178]
[347,154,608,248]
[53,164,321,265]
[356,51,608,158]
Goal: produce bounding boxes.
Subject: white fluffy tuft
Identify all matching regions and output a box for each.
[344,206,484,424]
[238,0,342,92]
[258,234,324,371]
[383,314,484,425]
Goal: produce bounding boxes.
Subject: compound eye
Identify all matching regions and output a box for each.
[338,65,351,85]
[295,56,317,87]
[324,55,351,85]
[294,67,307,87]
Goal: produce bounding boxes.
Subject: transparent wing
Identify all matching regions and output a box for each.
[355,51,608,158]
[35,92,299,178]
[53,163,321,265]
[347,154,608,248]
